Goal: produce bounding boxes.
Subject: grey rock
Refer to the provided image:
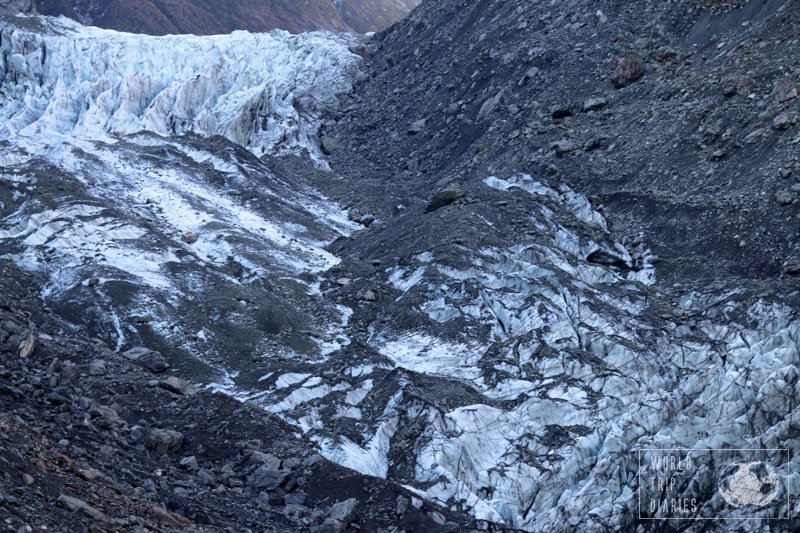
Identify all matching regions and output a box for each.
[329,498,358,524]
[424,186,464,213]
[408,119,427,134]
[773,113,794,130]
[88,359,107,376]
[582,97,608,112]
[159,376,196,395]
[17,332,34,358]
[248,467,287,490]
[45,392,69,405]
[239,439,262,454]
[477,88,507,121]
[57,494,110,523]
[145,428,184,454]
[78,468,100,481]
[122,347,169,374]
[181,232,199,244]
[744,129,765,144]
[360,289,378,302]
[249,451,282,470]
[710,149,726,161]
[774,79,799,102]
[429,510,447,525]
[179,455,199,471]
[396,495,409,516]
[550,102,574,119]
[320,136,341,155]
[775,190,796,205]
[90,405,122,429]
[550,139,578,155]
[610,53,645,88]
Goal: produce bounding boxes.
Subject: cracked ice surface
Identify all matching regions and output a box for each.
[342,175,800,530]
[0,15,362,391]
[0,15,360,164]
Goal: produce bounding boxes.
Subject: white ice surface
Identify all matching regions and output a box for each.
[0,15,360,165]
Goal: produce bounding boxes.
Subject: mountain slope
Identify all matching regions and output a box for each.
[25,0,421,34]
[324,0,800,284]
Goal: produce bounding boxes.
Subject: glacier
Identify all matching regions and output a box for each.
[0,15,361,164]
[0,14,362,389]
[1,14,799,533]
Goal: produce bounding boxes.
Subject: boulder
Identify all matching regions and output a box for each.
[320,136,340,155]
[551,139,578,155]
[57,495,110,523]
[123,347,169,374]
[477,88,507,121]
[329,498,358,523]
[610,53,645,88]
[775,190,796,205]
[424,186,464,213]
[159,376,196,395]
[773,113,794,130]
[408,119,427,134]
[17,332,35,358]
[582,97,608,112]
[774,79,799,102]
[248,467,287,490]
[145,429,184,454]
[88,359,107,376]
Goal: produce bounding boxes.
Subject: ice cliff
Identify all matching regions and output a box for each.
[0,15,360,163]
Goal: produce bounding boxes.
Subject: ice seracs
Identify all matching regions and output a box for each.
[0,15,361,165]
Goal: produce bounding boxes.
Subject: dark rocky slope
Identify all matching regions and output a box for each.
[0,260,479,531]
[321,0,800,288]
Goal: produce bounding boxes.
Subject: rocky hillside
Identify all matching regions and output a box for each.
[0,261,475,531]
[11,0,421,34]
[336,0,421,34]
[323,0,800,286]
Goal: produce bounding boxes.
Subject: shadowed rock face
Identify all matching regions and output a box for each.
[0,0,35,16]
[337,0,422,34]
[20,0,421,34]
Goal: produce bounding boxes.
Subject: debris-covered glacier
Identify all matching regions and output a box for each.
[2,14,799,533]
[0,14,361,389]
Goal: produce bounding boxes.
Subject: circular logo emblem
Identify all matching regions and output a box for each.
[718,462,782,508]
